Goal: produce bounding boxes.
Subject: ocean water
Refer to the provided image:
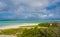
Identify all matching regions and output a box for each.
[0,20,60,27]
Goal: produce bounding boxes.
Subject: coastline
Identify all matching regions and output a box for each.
[0,23,38,30]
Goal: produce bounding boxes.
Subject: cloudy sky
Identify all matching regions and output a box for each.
[0,0,60,20]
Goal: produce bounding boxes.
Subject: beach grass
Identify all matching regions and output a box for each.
[0,22,60,37]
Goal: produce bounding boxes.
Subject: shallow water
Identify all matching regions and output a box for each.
[0,20,60,27]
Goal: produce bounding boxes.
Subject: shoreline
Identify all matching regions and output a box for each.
[0,23,38,30]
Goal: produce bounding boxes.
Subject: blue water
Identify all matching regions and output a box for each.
[0,20,60,27]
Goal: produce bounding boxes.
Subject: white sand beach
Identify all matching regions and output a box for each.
[0,23,38,30]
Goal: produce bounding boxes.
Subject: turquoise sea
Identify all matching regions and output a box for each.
[0,20,60,27]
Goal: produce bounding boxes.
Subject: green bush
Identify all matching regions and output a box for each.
[0,22,59,37]
[38,22,57,27]
[17,27,59,37]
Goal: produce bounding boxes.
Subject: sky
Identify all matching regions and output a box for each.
[0,0,60,20]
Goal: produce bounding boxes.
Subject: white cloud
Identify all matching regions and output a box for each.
[47,0,60,6]
[12,0,49,10]
[37,13,55,19]
[9,0,60,19]
[48,14,54,17]
[23,14,32,19]
[29,0,49,8]
[38,14,48,19]
[0,0,59,19]
[0,2,7,11]
[12,0,31,5]
[11,0,51,17]
[14,6,26,16]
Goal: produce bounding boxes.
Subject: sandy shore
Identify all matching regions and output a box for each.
[0,23,38,30]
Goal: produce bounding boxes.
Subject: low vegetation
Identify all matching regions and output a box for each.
[0,22,60,37]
